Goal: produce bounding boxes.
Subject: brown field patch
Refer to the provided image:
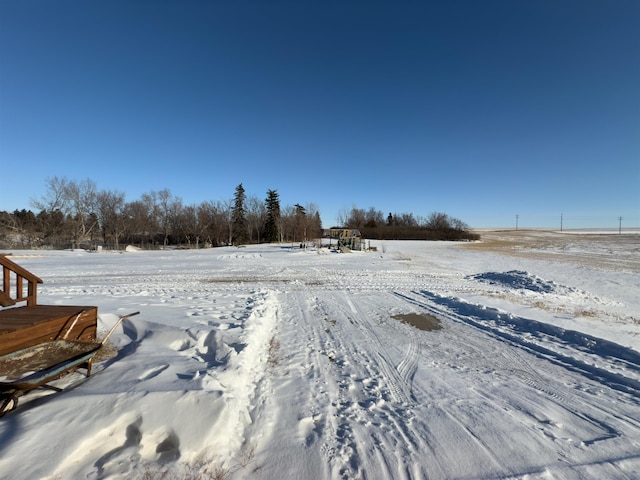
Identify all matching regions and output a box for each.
[461,230,640,271]
[393,313,442,331]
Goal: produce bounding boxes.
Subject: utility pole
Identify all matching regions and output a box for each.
[619,216,623,234]
[515,214,519,231]
[560,213,563,232]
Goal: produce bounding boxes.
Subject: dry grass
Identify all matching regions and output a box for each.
[392,251,412,261]
[503,295,639,327]
[139,445,257,480]
[267,336,280,368]
[461,229,640,271]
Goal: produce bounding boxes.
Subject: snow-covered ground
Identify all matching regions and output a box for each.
[1,230,639,479]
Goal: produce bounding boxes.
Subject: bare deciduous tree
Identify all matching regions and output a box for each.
[31,176,70,213]
[96,189,127,249]
[246,195,266,243]
[65,179,99,248]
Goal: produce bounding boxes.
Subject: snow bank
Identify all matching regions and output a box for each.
[469,270,569,294]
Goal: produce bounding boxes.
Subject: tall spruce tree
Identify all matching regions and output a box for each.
[313,211,323,238]
[264,189,281,243]
[231,183,248,244]
[294,203,307,244]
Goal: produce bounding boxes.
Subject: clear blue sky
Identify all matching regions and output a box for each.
[1,0,638,229]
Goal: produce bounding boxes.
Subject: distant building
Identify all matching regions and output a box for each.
[326,228,364,251]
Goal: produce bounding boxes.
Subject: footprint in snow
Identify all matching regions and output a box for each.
[298,414,324,446]
[170,338,192,351]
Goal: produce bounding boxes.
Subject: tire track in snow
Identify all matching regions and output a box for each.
[398,290,640,398]
[279,289,443,479]
[276,290,362,479]
[396,333,420,389]
[328,290,527,477]
[344,286,637,465]
[338,292,415,405]
[395,290,640,448]
[390,291,607,470]
[498,346,640,445]
[323,291,450,478]
[455,336,624,447]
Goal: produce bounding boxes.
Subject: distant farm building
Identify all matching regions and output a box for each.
[327,229,365,251]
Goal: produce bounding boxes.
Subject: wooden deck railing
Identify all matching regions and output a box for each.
[0,254,43,307]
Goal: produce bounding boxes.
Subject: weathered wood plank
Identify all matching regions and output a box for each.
[0,306,98,356]
[0,291,16,307]
[0,255,44,307]
[0,256,43,285]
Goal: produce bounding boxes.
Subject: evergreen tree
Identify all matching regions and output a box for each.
[294,203,307,244]
[231,183,248,244]
[264,189,281,243]
[313,211,323,239]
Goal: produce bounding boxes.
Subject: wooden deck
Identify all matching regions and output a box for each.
[0,306,98,356]
[1,252,99,357]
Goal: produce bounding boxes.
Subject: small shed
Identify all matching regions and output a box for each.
[329,229,364,251]
[0,254,97,356]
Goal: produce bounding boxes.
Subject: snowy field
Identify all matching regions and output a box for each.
[1,230,639,479]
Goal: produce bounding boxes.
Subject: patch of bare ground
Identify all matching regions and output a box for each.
[393,313,442,331]
[491,293,640,327]
[462,229,640,271]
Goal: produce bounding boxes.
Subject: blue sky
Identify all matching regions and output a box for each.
[1,1,638,229]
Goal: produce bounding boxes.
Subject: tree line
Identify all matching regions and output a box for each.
[0,177,322,250]
[338,207,479,241]
[0,177,479,250]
